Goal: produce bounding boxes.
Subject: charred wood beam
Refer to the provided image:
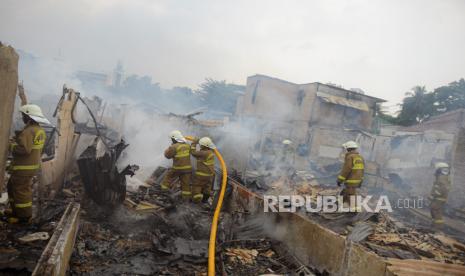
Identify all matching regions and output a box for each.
[32,202,80,276]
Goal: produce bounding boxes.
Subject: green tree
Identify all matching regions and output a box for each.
[396,86,435,126]
[197,78,245,114]
[433,78,465,113]
[375,103,399,125]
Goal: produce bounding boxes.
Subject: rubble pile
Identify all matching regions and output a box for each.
[64,166,316,275]
[77,138,139,207]
[232,171,465,266]
[0,199,68,274]
[361,214,465,264]
[220,239,316,275]
[69,181,210,275]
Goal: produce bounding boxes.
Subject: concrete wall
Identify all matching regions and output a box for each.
[372,130,460,204]
[234,75,383,173]
[0,44,19,192]
[237,75,381,142]
[239,75,300,121]
[400,109,465,134]
[397,110,465,207]
[450,128,465,207]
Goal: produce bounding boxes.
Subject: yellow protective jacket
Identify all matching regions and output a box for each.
[430,174,451,202]
[191,144,215,177]
[164,142,192,172]
[337,152,364,186]
[10,123,46,176]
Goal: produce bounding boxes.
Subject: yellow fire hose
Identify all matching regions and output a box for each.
[185,136,227,276]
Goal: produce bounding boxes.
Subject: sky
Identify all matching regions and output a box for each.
[1,0,464,106]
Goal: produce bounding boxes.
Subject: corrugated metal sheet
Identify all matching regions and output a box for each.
[386,258,465,276]
[317,92,370,112]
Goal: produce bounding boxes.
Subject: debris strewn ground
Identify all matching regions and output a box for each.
[234,170,465,265]
[0,198,68,275]
[67,167,311,275]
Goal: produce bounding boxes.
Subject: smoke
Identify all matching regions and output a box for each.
[120,110,189,178]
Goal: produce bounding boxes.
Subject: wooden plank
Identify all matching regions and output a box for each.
[32,202,80,276]
[387,258,465,276]
[0,43,19,192]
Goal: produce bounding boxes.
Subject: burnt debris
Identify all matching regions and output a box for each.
[77,138,139,207]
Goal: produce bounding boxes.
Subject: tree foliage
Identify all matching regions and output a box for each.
[390,79,465,126]
[197,78,245,114]
[106,75,245,115]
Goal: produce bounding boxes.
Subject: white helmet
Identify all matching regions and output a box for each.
[342,141,358,150]
[282,139,292,145]
[199,137,216,149]
[169,130,187,143]
[19,104,51,125]
[435,162,449,170]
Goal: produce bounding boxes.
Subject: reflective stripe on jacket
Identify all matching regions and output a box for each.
[164,142,192,171]
[191,144,215,177]
[10,123,46,176]
[338,152,364,186]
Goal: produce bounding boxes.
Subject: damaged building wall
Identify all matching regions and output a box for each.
[232,74,465,208]
[394,110,465,208]
[307,125,461,206]
[372,129,455,202]
[308,128,376,163]
[0,43,19,192]
[233,74,385,173]
[451,128,465,208]
[307,82,380,131]
[40,88,80,197]
[237,75,384,132]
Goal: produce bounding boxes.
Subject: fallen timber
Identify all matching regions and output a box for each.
[32,202,80,276]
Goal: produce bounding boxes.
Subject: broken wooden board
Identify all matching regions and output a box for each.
[386,258,465,276]
[40,88,80,197]
[0,43,19,192]
[32,202,80,276]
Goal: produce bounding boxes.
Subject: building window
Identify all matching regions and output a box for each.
[251,80,260,104]
[297,89,304,106]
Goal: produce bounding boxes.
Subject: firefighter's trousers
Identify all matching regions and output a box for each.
[341,184,359,204]
[430,199,445,225]
[7,175,33,219]
[191,174,214,203]
[160,169,192,199]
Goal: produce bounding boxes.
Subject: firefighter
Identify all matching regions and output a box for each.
[190,137,216,203]
[429,162,451,228]
[337,141,364,210]
[7,104,49,224]
[160,130,192,200]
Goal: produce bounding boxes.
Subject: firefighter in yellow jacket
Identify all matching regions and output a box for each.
[337,141,364,208]
[190,137,216,203]
[429,162,451,227]
[7,104,49,224]
[160,130,192,200]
